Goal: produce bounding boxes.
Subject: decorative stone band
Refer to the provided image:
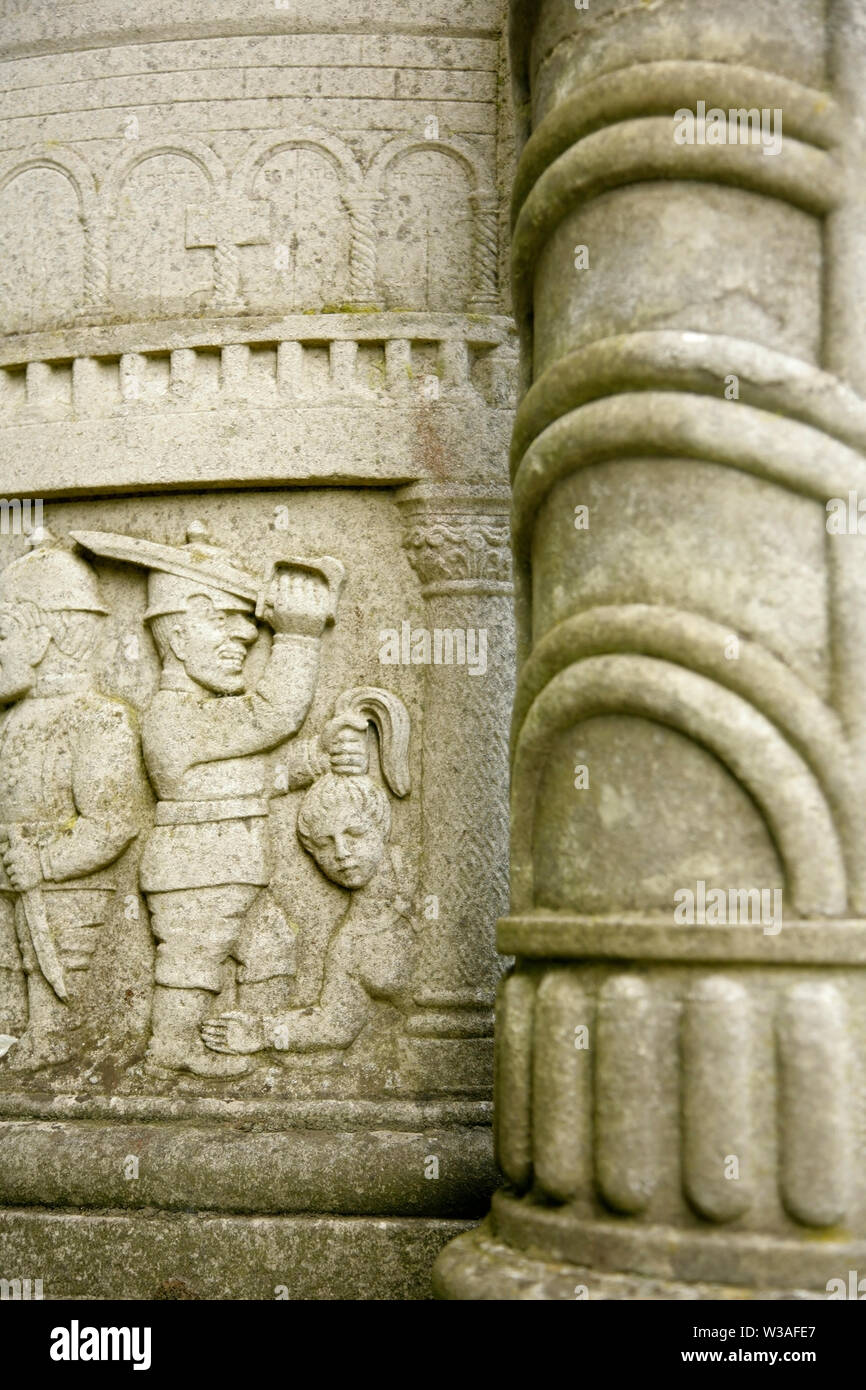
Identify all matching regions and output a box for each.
[489,1193,866,1296]
[508,62,842,335]
[510,61,841,219]
[0,1116,497,1218]
[498,915,866,965]
[0,314,519,494]
[494,963,860,1245]
[433,1224,846,1300]
[0,312,513,377]
[0,128,499,328]
[509,332,866,475]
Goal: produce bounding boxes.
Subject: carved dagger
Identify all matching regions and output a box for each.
[8,827,68,1001]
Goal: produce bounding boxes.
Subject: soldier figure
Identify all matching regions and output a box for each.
[0,530,146,1071]
[74,524,367,1076]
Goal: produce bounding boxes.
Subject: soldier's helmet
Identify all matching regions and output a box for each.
[143,521,255,621]
[0,528,109,614]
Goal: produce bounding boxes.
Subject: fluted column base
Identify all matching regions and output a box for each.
[434,1213,837,1302]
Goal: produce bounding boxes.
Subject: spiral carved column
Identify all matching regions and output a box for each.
[435,0,866,1299]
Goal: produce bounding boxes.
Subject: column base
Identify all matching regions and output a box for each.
[433,1221,827,1302]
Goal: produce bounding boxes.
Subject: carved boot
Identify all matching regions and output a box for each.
[0,964,27,1050]
[146,985,252,1077]
[4,967,84,1071]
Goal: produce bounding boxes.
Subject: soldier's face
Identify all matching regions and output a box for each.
[305,811,386,889]
[174,594,258,694]
[0,605,46,703]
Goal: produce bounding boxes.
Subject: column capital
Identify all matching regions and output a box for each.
[396,487,512,598]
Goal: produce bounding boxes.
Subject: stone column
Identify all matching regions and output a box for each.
[468,192,500,314]
[436,0,866,1299]
[397,485,515,1091]
[344,192,382,309]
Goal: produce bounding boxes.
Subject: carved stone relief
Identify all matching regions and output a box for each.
[0,502,442,1098]
[0,0,514,1301]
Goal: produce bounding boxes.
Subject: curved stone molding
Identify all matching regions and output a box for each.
[510,332,866,473]
[368,133,495,200]
[233,127,363,196]
[511,62,841,218]
[510,655,847,917]
[510,606,866,907]
[0,0,498,56]
[102,136,229,209]
[510,393,866,559]
[513,606,845,777]
[511,121,840,327]
[488,1190,866,1292]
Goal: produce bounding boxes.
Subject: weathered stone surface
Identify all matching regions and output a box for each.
[0,0,515,1299]
[436,0,866,1300]
[0,1210,471,1301]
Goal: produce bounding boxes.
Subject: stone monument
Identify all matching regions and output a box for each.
[436,0,866,1300]
[0,0,516,1300]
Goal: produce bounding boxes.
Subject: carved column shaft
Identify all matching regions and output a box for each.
[344,193,382,309]
[437,0,866,1299]
[398,487,515,1088]
[468,192,499,314]
[81,214,110,320]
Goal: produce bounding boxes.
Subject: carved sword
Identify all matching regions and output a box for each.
[9,826,68,1001]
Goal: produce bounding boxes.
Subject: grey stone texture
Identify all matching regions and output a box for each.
[436,0,866,1299]
[0,0,516,1299]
